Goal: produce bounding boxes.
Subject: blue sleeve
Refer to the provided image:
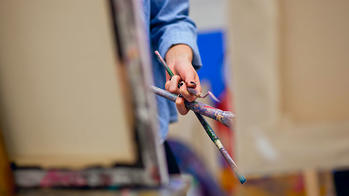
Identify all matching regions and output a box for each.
[150,0,202,69]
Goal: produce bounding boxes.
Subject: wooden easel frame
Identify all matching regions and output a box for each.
[10,0,168,188]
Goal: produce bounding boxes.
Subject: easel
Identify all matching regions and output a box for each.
[0,0,191,195]
[0,131,13,195]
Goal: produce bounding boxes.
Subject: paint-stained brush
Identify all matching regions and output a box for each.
[154,50,246,184]
[151,86,233,128]
[155,51,174,78]
[194,113,246,184]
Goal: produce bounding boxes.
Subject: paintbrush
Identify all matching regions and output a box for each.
[151,85,234,128]
[154,50,246,184]
[194,112,246,184]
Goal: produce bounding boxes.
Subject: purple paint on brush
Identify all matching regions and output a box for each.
[150,86,234,127]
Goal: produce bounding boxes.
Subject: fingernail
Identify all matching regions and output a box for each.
[188,81,196,88]
[177,81,184,88]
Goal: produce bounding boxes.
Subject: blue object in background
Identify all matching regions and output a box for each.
[197,30,226,99]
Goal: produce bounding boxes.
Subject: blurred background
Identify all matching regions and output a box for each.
[1,0,349,195]
[168,0,349,195]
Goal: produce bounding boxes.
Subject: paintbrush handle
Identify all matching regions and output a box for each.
[185,101,234,128]
[151,85,177,102]
[193,112,246,184]
[151,86,234,127]
[154,51,174,77]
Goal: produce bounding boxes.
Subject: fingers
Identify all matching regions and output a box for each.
[187,80,202,97]
[180,73,202,102]
[178,82,197,102]
[175,66,202,99]
[164,69,202,103]
[175,96,189,115]
[165,75,181,94]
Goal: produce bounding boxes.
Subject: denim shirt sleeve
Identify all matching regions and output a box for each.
[150,0,202,69]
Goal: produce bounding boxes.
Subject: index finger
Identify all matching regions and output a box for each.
[186,81,202,96]
[178,68,202,96]
[179,82,197,102]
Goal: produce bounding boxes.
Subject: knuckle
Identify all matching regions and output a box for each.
[165,82,170,88]
[173,75,180,81]
[169,87,176,93]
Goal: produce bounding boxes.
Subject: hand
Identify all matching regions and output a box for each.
[164,44,202,115]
